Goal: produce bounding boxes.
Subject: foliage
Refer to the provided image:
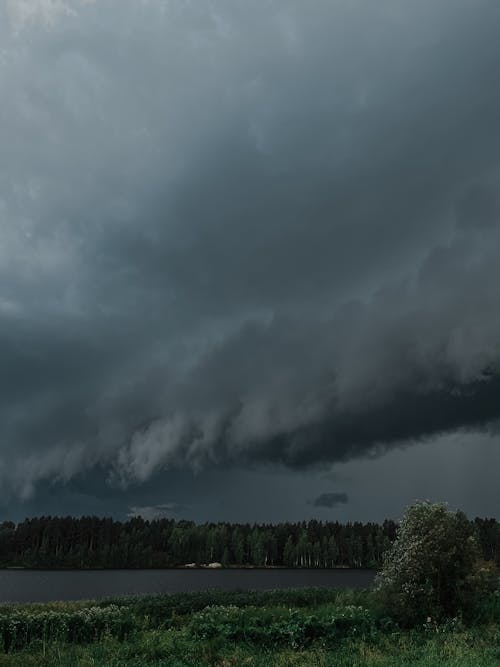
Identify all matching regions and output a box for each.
[0,584,497,655]
[0,513,498,570]
[188,603,376,648]
[97,587,367,622]
[0,590,355,653]
[0,604,133,652]
[375,501,498,625]
[0,617,497,666]
[0,515,401,569]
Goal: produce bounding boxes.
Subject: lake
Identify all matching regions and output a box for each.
[0,568,376,603]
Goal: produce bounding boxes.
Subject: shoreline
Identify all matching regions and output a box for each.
[0,565,376,572]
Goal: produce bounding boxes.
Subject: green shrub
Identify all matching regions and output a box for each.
[0,604,134,652]
[188,604,376,648]
[97,587,349,626]
[375,501,497,625]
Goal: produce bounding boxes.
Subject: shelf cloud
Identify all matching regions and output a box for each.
[1,0,500,500]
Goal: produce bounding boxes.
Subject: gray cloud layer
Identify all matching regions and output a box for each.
[1,0,500,499]
[312,493,349,509]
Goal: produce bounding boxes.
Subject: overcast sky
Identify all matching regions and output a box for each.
[1,0,499,524]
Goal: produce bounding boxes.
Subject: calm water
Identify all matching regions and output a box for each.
[0,569,376,603]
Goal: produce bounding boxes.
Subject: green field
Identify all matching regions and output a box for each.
[0,588,498,666]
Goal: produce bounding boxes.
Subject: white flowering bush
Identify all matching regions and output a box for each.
[0,604,134,652]
[375,501,495,625]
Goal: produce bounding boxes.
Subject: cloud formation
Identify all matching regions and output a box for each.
[312,493,349,509]
[1,0,500,498]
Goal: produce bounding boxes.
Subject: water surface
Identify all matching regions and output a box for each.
[0,568,376,603]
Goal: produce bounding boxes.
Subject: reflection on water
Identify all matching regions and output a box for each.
[0,568,376,603]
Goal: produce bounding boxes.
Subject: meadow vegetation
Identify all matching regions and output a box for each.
[0,503,497,665]
[0,585,496,665]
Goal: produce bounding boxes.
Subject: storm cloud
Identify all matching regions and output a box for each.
[312,493,349,509]
[1,0,500,500]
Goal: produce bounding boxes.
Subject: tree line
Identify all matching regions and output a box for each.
[0,515,497,569]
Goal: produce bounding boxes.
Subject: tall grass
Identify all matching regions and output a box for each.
[0,587,497,664]
[0,624,498,666]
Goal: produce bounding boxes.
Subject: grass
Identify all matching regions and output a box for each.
[0,588,497,666]
[0,625,498,666]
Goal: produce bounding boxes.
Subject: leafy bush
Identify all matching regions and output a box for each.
[0,605,134,652]
[0,582,496,654]
[97,587,351,626]
[188,604,376,648]
[472,576,500,624]
[375,501,497,625]
[0,589,363,653]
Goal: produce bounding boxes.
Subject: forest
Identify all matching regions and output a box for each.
[0,515,498,569]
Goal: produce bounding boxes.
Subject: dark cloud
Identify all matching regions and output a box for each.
[0,1,500,502]
[456,184,499,231]
[312,493,349,509]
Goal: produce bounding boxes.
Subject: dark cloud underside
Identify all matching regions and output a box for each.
[312,493,349,508]
[0,1,500,501]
